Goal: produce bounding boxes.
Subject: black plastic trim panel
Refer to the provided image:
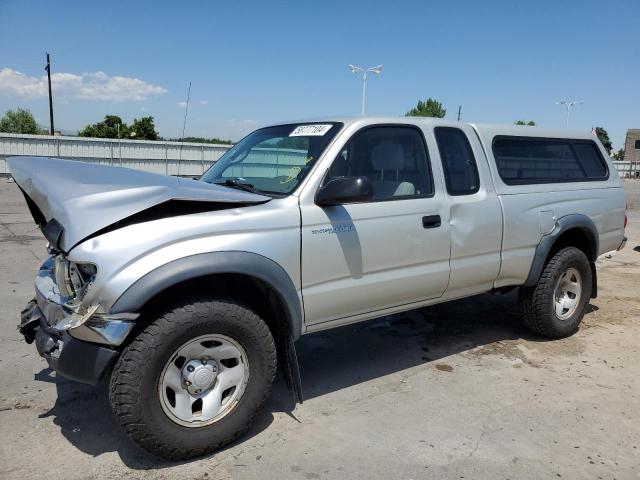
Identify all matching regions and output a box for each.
[110,251,303,340]
[524,213,599,290]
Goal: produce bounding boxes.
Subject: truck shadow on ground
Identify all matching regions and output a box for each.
[35,290,557,469]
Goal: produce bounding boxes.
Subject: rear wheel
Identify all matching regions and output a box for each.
[109,297,277,460]
[520,246,592,338]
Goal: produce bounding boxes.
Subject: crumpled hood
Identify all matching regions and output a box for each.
[8,156,270,252]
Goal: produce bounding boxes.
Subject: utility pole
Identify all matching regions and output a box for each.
[457,105,461,122]
[117,123,122,164]
[177,81,192,176]
[45,53,55,135]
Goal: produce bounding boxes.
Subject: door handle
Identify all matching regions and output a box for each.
[422,215,441,229]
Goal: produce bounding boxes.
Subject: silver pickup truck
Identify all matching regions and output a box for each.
[10,117,627,459]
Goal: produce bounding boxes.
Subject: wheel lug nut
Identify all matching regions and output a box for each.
[195,389,201,394]
[201,358,207,365]
[187,365,195,372]
[185,380,191,386]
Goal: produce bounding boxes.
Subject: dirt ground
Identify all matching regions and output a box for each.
[0,179,638,480]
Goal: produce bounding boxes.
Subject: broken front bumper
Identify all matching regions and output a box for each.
[18,258,138,384]
[31,257,138,345]
[37,308,120,385]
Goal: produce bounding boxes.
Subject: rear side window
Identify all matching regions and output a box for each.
[492,137,608,185]
[434,127,480,195]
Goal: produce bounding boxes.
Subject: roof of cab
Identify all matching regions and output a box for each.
[281,115,465,126]
[270,116,595,140]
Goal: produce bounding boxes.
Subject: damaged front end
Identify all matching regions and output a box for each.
[18,254,138,384]
[8,156,272,384]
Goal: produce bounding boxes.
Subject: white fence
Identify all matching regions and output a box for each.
[2,133,638,180]
[613,161,640,178]
[0,133,233,177]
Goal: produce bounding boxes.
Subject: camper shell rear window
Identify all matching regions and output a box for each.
[492,136,609,185]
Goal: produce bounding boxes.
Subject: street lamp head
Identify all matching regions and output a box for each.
[556,100,584,128]
[557,100,583,107]
[347,63,383,116]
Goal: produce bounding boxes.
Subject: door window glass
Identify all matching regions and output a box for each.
[324,126,433,201]
[434,127,480,195]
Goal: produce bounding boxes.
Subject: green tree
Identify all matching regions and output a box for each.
[594,127,612,154]
[174,136,233,145]
[78,115,129,139]
[405,98,446,118]
[612,148,625,160]
[515,120,536,126]
[274,137,308,149]
[0,108,39,134]
[129,116,159,140]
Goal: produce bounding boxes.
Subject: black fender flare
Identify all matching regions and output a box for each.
[523,213,599,293]
[109,251,303,340]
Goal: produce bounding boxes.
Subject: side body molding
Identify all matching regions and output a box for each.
[109,251,303,340]
[524,213,599,289]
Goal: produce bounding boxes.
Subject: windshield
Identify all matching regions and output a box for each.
[200,122,343,195]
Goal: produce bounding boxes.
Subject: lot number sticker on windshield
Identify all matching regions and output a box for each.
[290,124,333,137]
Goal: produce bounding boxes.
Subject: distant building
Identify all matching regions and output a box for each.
[623,129,640,163]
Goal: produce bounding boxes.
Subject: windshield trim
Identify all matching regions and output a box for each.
[199,122,344,198]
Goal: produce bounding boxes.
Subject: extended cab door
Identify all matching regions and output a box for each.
[432,125,502,294]
[299,125,451,327]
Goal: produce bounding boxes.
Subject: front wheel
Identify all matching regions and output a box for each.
[520,246,592,338]
[109,297,277,460]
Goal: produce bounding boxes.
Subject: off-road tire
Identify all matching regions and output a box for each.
[109,297,277,460]
[520,246,592,338]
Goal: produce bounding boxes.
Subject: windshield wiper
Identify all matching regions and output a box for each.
[214,178,256,193]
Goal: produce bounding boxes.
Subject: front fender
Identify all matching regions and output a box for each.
[109,251,303,340]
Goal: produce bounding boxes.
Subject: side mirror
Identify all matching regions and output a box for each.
[315,176,373,206]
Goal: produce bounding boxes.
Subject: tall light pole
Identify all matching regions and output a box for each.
[348,64,382,115]
[556,100,583,128]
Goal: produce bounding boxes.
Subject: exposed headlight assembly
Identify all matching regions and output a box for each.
[54,256,97,300]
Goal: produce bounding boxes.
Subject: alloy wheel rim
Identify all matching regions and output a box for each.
[158,334,249,427]
[553,267,582,320]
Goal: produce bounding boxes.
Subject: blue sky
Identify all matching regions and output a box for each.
[0,0,637,148]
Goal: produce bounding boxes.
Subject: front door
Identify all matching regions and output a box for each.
[300,125,451,326]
